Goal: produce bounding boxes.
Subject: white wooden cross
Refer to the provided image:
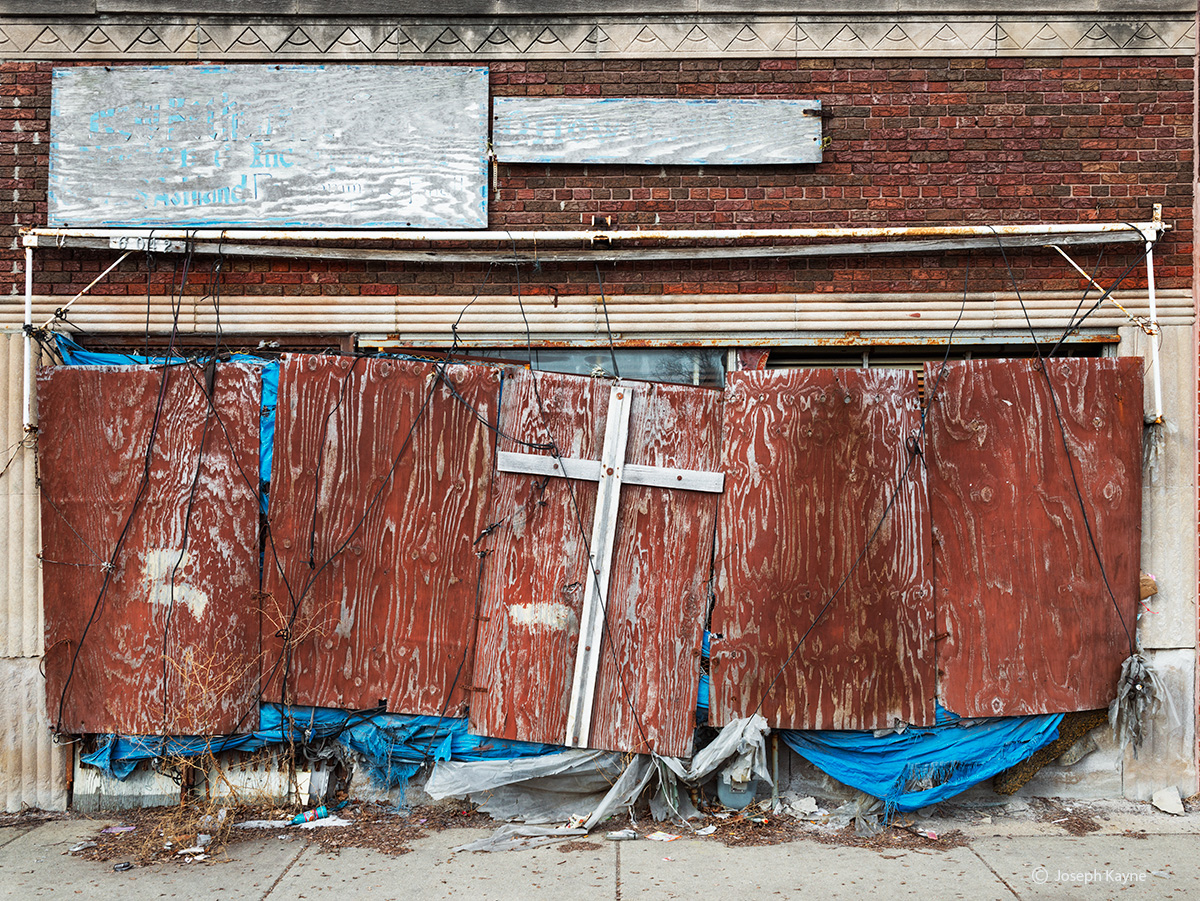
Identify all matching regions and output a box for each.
[497,383,725,749]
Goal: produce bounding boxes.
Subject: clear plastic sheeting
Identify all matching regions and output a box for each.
[436,717,768,851]
[1110,653,1178,752]
[452,824,589,853]
[426,750,628,825]
[653,714,772,821]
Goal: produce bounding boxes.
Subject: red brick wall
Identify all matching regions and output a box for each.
[1,57,1192,300]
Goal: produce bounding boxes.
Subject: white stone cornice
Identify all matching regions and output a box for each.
[0,15,1195,60]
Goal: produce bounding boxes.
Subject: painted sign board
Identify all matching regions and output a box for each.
[49,64,489,229]
[493,97,822,165]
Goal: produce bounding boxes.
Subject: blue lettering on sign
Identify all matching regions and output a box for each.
[148,177,250,209]
[250,143,294,169]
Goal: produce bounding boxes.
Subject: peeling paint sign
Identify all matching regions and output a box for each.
[493,98,822,165]
[49,65,490,228]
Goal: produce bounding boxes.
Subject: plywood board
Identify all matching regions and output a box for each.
[926,358,1143,717]
[262,354,499,718]
[470,370,721,755]
[39,363,261,735]
[710,368,935,731]
[493,98,823,165]
[49,64,489,228]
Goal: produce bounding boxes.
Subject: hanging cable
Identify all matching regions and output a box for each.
[989,226,1136,658]
[594,263,621,380]
[748,254,971,719]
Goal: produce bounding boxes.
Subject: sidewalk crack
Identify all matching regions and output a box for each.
[615,839,622,901]
[970,845,1022,900]
[260,841,307,901]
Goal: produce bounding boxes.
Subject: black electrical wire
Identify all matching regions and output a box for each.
[749,253,972,719]
[594,263,621,380]
[1048,228,1162,359]
[502,234,653,752]
[54,248,196,733]
[989,227,1139,657]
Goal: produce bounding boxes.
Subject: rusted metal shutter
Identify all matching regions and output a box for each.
[39,363,261,735]
[470,370,721,755]
[709,368,936,731]
[926,358,1143,717]
[262,354,499,718]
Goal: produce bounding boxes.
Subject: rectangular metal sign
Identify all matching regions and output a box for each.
[49,64,489,228]
[493,98,822,165]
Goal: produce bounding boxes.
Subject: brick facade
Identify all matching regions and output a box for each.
[1,57,1192,301]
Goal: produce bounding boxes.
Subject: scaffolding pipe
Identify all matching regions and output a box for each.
[22,245,32,432]
[1146,237,1165,424]
[21,220,1161,248]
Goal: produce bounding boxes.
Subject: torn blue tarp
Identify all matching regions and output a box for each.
[81,704,560,785]
[779,707,1063,813]
[696,631,711,724]
[53,335,277,503]
[260,705,560,789]
[259,359,278,491]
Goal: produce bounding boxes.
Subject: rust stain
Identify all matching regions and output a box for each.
[926,358,1143,716]
[39,363,261,735]
[709,368,936,731]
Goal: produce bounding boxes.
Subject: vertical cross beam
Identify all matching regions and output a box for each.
[564,384,634,748]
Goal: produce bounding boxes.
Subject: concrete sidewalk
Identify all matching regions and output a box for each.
[2,804,1198,900]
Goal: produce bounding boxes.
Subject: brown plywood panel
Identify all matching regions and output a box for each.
[470,371,720,755]
[926,358,1142,717]
[263,355,498,717]
[39,363,261,735]
[710,368,935,731]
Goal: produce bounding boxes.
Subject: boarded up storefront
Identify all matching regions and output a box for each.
[926,358,1143,717]
[709,368,936,731]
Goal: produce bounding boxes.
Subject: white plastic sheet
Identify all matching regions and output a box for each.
[431,717,770,851]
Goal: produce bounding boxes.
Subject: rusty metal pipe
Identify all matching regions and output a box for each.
[21,220,1161,247]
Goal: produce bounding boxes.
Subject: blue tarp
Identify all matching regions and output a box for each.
[82,704,561,784]
[780,707,1063,813]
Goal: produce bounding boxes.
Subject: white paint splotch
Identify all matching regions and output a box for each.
[141,549,209,620]
[508,602,577,634]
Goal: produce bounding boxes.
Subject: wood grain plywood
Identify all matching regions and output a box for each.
[50,65,489,229]
[493,98,822,165]
[926,358,1143,717]
[39,363,261,735]
[263,354,498,718]
[710,368,935,731]
[470,371,720,755]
